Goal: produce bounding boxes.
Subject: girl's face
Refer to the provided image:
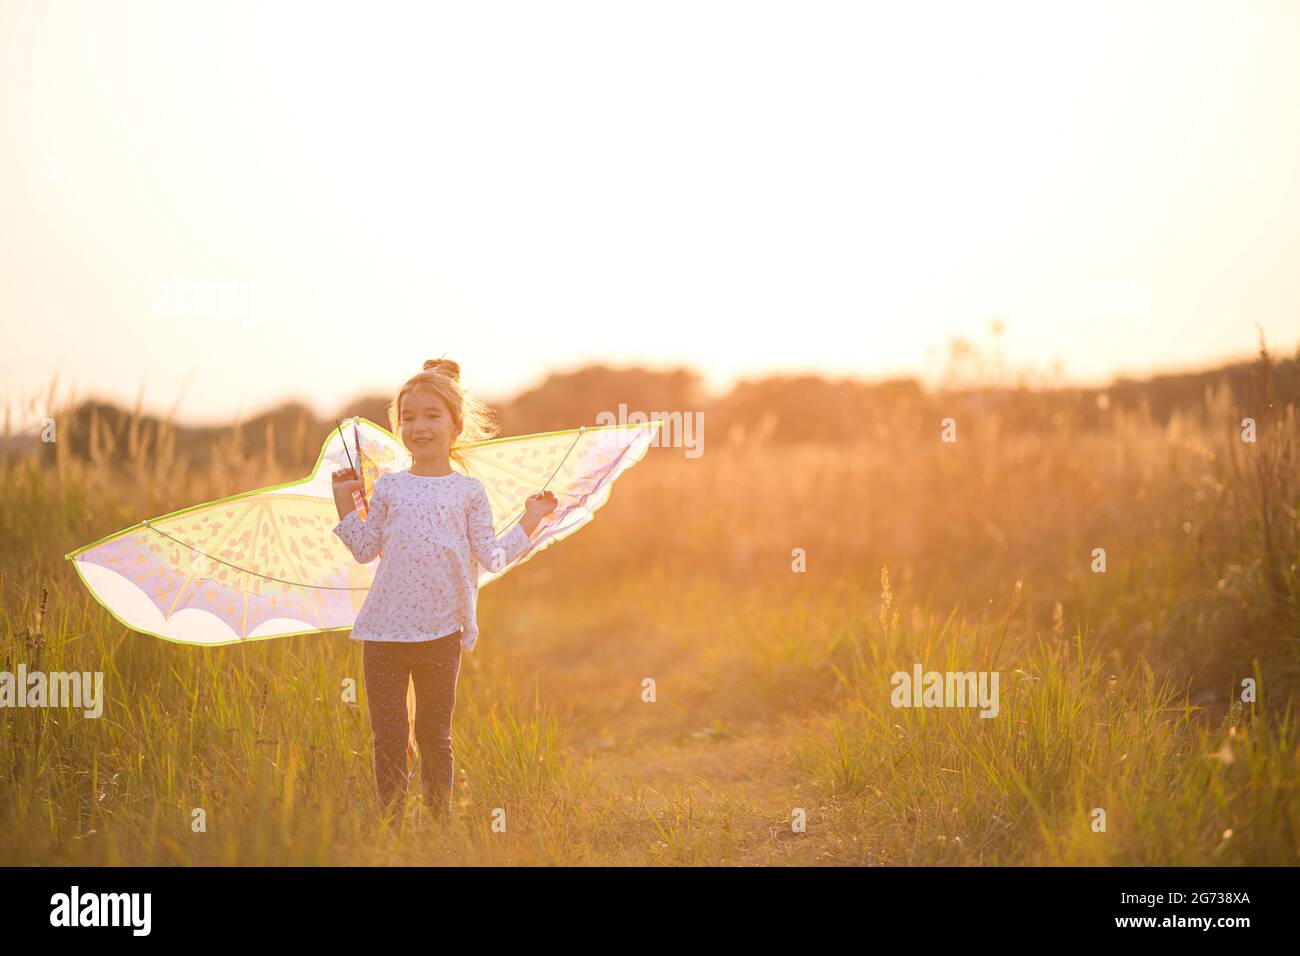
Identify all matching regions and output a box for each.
[399,388,456,467]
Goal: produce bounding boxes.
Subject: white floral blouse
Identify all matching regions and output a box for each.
[331,470,533,652]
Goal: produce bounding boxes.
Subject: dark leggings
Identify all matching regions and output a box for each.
[362,629,463,813]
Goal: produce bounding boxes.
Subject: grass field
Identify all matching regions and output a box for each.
[2,351,1297,865]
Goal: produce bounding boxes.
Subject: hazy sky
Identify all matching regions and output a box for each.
[3,0,1299,426]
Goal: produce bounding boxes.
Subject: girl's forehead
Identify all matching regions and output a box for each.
[401,389,449,414]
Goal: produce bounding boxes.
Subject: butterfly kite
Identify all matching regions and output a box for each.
[64,416,662,646]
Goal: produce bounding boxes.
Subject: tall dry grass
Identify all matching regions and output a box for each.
[0,345,1296,864]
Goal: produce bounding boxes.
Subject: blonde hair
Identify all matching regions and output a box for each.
[387,356,502,472]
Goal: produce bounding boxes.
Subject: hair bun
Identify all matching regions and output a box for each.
[422,357,461,382]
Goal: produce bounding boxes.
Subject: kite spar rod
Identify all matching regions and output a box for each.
[336,418,369,521]
[497,424,585,532]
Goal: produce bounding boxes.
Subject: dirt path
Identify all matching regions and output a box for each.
[499,584,831,863]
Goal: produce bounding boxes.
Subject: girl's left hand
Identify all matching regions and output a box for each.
[525,491,558,517]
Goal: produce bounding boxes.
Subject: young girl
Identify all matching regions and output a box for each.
[330,357,557,817]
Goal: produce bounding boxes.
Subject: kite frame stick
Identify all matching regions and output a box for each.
[494,425,586,532]
[336,418,369,520]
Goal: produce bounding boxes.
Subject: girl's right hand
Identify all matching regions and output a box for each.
[331,467,364,500]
